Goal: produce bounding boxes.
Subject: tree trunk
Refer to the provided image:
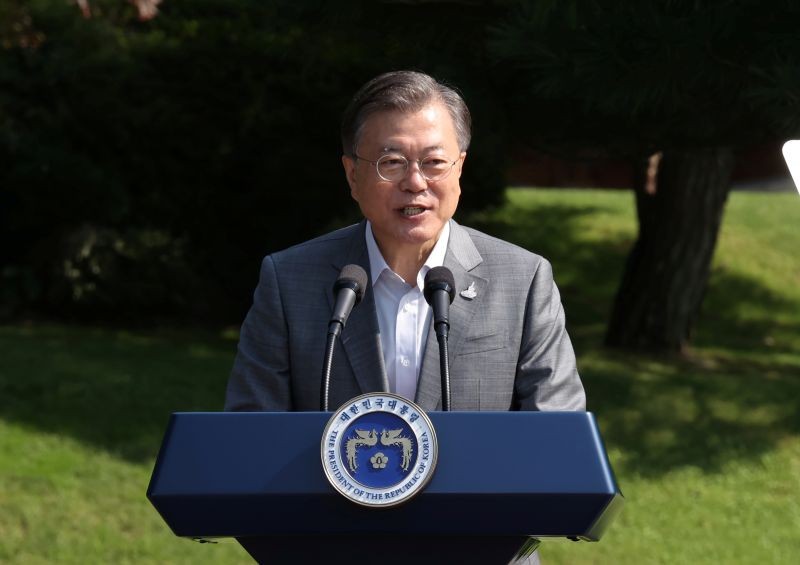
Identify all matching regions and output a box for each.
[605,147,735,352]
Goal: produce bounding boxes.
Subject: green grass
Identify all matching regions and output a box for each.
[0,327,251,563]
[2,189,799,563]
[469,189,800,563]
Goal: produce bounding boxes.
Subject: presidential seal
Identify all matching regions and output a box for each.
[321,392,438,507]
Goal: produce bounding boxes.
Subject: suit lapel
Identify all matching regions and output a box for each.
[327,221,389,397]
[416,222,487,411]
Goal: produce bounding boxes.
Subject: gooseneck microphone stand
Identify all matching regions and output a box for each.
[437,324,452,412]
[320,264,368,411]
[424,266,456,412]
[320,331,338,412]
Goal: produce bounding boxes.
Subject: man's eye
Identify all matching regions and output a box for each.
[422,158,448,169]
[381,158,406,168]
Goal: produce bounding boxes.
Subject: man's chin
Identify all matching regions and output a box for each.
[394,224,444,247]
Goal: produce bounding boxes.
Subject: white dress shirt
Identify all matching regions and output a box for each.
[365,221,450,401]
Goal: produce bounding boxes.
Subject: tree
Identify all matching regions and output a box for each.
[0,0,512,322]
[489,0,800,351]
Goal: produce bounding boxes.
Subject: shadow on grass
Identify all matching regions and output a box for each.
[0,326,234,463]
[696,270,800,355]
[464,202,631,333]
[586,349,800,477]
[0,197,797,476]
[468,199,800,477]
[594,267,800,477]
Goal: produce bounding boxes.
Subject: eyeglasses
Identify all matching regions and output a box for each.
[353,153,461,182]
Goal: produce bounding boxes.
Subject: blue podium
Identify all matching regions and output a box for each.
[147,411,623,564]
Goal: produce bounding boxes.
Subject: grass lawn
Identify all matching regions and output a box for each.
[2,189,799,563]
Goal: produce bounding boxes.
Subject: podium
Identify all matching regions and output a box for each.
[147,411,623,564]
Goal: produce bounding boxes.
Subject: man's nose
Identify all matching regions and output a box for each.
[400,161,427,192]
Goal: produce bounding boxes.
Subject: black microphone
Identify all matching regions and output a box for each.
[424,266,456,338]
[424,266,456,411]
[321,264,368,410]
[328,264,368,337]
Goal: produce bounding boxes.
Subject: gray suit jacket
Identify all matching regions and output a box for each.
[225,220,585,413]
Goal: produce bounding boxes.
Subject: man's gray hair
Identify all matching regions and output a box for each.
[341,70,472,156]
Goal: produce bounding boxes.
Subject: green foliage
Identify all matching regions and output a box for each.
[5,0,795,324]
[0,0,512,322]
[488,0,800,154]
[46,225,197,322]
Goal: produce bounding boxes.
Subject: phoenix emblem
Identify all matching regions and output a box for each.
[345,428,414,472]
[345,429,377,471]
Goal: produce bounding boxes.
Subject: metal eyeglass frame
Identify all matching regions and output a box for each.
[352,153,461,182]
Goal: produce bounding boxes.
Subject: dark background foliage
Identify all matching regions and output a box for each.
[2,0,798,341]
[488,0,800,155]
[0,0,512,324]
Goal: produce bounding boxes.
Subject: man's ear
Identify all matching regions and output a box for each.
[456,152,467,179]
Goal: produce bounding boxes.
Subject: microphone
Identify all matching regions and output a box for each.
[424,267,456,337]
[328,264,368,337]
[423,266,456,411]
[321,264,368,411]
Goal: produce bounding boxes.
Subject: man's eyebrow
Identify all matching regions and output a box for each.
[380,145,446,154]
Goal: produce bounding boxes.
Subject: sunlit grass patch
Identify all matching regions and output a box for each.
[2,189,798,563]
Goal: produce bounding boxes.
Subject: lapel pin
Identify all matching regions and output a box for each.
[460,282,477,300]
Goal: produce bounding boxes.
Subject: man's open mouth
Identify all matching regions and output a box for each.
[401,207,425,216]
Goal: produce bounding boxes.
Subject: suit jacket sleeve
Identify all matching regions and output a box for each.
[225,255,292,411]
[513,257,586,411]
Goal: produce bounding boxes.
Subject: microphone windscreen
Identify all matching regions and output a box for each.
[424,266,456,304]
[336,264,368,303]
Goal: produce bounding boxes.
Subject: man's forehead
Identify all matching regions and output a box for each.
[359,103,458,145]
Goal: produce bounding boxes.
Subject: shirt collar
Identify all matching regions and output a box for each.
[365,220,451,288]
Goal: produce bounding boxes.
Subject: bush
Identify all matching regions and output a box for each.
[0,0,511,323]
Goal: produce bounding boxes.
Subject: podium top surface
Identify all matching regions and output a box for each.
[150,411,616,494]
[147,411,623,539]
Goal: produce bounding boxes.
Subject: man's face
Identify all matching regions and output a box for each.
[342,102,465,260]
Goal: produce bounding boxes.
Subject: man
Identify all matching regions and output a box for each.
[225,70,584,414]
[225,69,584,565]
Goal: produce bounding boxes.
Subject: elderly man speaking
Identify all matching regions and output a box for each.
[226,69,584,414]
[225,69,585,565]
